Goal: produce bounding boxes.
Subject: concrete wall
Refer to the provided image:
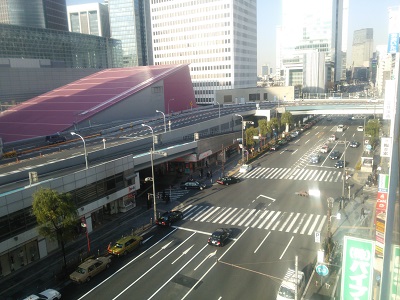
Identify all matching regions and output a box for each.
[215,86,295,104]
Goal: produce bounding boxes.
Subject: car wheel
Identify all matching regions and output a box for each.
[106,263,110,269]
[86,276,91,283]
[220,242,224,247]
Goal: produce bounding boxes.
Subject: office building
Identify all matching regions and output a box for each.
[351,28,374,68]
[67,3,110,37]
[108,0,151,67]
[150,0,257,105]
[277,0,347,89]
[0,0,68,31]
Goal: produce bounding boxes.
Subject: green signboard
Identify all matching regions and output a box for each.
[341,236,374,300]
[392,246,400,298]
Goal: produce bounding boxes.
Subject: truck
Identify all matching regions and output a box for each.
[276,268,305,300]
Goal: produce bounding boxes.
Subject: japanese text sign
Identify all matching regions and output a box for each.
[341,236,374,300]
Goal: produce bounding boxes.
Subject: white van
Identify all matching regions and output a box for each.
[277,269,305,300]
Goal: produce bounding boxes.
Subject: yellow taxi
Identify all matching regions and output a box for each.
[108,234,143,256]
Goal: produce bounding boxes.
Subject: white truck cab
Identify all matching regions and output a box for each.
[277,268,305,300]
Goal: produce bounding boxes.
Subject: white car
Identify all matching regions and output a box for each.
[22,289,61,300]
[336,124,344,132]
[357,126,364,132]
[239,164,252,173]
[328,134,336,142]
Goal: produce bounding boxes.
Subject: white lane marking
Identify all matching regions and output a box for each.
[292,149,298,155]
[257,194,276,202]
[300,214,314,235]
[150,240,174,259]
[219,207,238,223]
[194,250,217,271]
[213,207,232,223]
[265,211,281,230]
[279,212,294,231]
[231,209,249,225]
[254,231,271,254]
[258,210,274,228]
[172,245,194,264]
[317,215,327,232]
[307,215,321,235]
[238,209,256,226]
[279,236,294,260]
[285,213,300,232]
[181,227,250,300]
[252,210,269,227]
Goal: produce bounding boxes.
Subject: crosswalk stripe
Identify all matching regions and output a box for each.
[271,212,286,230]
[293,213,307,233]
[238,209,256,226]
[212,207,232,223]
[265,211,281,230]
[279,212,294,231]
[280,168,292,179]
[308,215,321,235]
[300,214,314,234]
[317,215,327,232]
[198,206,220,222]
[286,213,300,232]
[252,210,269,227]
[303,169,314,181]
[192,206,212,222]
[226,208,244,224]
[258,211,274,228]
[219,207,238,223]
[335,171,342,182]
[258,168,271,177]
[231,209,250,225]
[245,210,261,227]
[288,168,300,179]
[317,170,328,181]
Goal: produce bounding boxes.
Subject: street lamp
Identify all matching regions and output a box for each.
[168,98,175,116]
[71,132,88,169]
[141,123,155,151]
[156,110,166,133]
[145,149,167,222]
[215,101,221,118]
[235,114,244,164]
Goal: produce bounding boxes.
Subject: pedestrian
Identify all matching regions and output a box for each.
[207,170,210,178]
[210,170,213,178]
[361,207,365,218]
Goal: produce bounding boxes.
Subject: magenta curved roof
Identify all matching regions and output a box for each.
[0,64,190,143]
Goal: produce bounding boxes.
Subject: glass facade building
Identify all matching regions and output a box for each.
[109,0,150,67]
[0,0,68,31]
[0,24,123,68]
[150,0,257,105]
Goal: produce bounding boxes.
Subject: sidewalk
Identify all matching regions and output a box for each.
[302,169,379,299]
[0,153,242,300]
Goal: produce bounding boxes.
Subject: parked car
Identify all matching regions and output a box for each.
[216,176,240,185]
[328,134,337,142]
[309,154,320,164]
[70,256,111,283]
[277,139,287,146]
[156,210,183,226]
[180,181,206,190]
[22,289,61,300]
[334,160,346,168]
[208,228,231,247]
[45,133,66,144]
[329,150,340,159]
[357,126,364,132]
[270,143,279,151]
[320,145,329,153]
[239,164,252,173]
[108,235,143,256]
[350,141,360,148]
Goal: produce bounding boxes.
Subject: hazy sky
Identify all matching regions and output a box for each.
[67,0,398,72]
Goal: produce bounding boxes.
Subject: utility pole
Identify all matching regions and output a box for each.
[295,255,298,300]
[342,138,346,197]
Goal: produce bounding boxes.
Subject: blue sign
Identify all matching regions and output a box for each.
[388,33,399,54]
[316,264,329,276]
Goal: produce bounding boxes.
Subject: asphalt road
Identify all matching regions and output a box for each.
[58,115,367,299]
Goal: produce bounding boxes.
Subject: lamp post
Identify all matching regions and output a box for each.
[71,132,88,169]
[215,101,221,118]
[168,98,175,117]
[156,110,166,133]
[141,123,155,151]
[235,114,244,164]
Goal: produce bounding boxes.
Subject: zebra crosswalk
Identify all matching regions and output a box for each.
[180,205,327,236]
[236,166,344,182]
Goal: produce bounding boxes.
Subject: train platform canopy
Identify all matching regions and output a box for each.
[0,64,195,144]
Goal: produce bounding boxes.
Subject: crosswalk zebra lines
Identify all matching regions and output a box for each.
[236,167,344,182]
[180,205,327,236]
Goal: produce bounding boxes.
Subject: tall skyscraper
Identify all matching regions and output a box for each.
[67,3,110,37]
[277,0,347,90]
[150,0,257,105]
[0,0,68,31]
[351,28,374,68]
[108,0,150,67]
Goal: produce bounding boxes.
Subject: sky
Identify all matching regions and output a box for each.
[67,0,399,73]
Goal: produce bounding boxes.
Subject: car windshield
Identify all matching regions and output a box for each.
[278,286,295,299]
[115,243,123,249]
[75,267,86,274]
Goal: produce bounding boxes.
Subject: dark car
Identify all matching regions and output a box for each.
[180,181,206,190]
[208,228,231,247]
[334,160,346,168]
[329,150,340,159]
[216,176,240,185]
[277,139,287,146]
[45,133,66,144]
[156,210,183,226]
[349,141,359,148]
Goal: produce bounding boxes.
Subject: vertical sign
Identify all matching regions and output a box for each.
[341,236,374,300]
[392,246,400,298]
[383,80,396,120]
[380,137,392,158]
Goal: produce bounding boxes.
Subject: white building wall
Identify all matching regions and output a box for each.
[150,0,257,105]
[67,3,110,37]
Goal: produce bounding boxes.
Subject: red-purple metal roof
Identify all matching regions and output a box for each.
[0,64,191,143]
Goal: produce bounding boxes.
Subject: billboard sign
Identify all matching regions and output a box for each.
[388,33,399,54]
[341,236,374,300]
[378,174,389,192]
[392,246,400,298]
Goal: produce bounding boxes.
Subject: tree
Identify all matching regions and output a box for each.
[245,126,259,147]
[365,119,381,148]
[280,112,294,132]
[32,188,78,272]
[258,119,269,137]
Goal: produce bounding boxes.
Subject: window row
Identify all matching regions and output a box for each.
[152,13,230,28]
